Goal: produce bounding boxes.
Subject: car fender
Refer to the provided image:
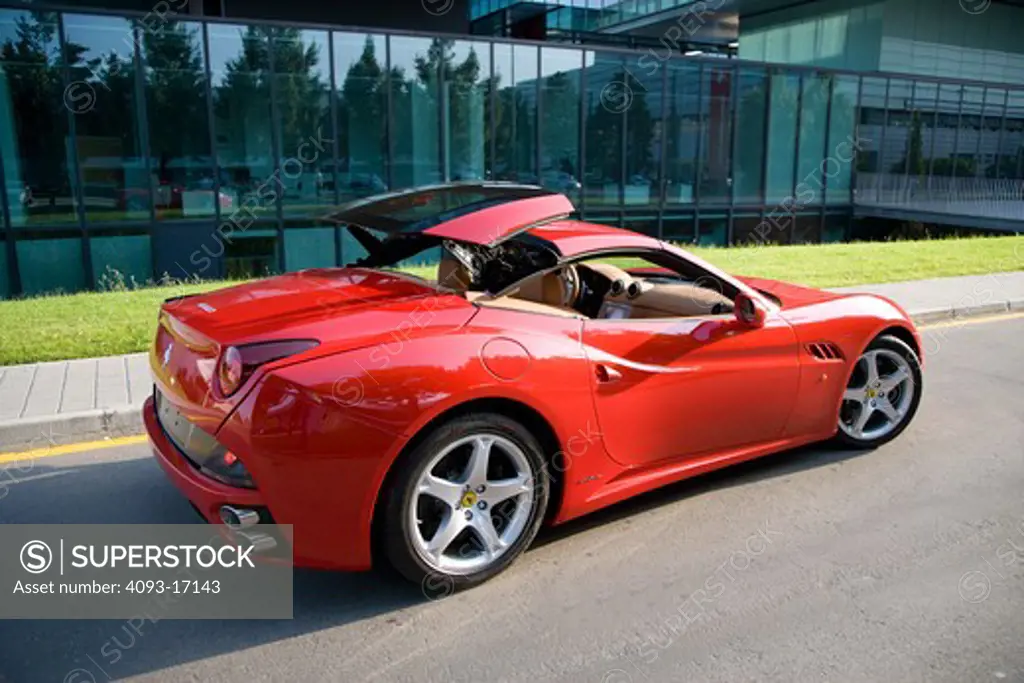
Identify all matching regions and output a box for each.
[236,325,613,563]
[779,293,921,439]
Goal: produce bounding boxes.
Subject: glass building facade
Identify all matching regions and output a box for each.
[740,0,1024,84]
[472,0,723,33]
[0,3,1022,298]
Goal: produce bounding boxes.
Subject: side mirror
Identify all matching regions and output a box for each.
[734,292,767,328]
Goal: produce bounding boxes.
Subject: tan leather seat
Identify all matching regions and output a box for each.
[471,268,583,318]
[511,269,571,308]
[436,252,472,293]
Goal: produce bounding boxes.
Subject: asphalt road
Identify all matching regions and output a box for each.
[1,316,1022,683]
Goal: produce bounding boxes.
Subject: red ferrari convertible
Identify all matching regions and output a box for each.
[145,183,923,589]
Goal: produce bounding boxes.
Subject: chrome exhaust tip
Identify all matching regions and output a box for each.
[236,531,277,552]
[219,505,259,530]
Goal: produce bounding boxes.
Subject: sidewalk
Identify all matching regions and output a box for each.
[831,270,1024,323]
[0,353,149,452]
[1,271,1022,452]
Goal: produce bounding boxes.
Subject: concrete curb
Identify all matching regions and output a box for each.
[909,299,1024,325]
[0,407,144,452]
[0,299,1021,455]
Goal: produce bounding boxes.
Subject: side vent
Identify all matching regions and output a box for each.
[806,342,844,361]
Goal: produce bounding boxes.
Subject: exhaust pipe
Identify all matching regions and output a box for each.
[235,531,277,552]
[219,505,259,529]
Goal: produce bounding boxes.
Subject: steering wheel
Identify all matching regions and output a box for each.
[559,265,582,307]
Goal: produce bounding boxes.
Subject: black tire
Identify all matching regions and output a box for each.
[381,412,549,594]
[833,334,923,449]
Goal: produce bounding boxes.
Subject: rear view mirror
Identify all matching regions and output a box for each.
[734,292,767,328]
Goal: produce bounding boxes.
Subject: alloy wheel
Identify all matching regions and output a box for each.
[407,433,535,574]
[839,348,916,442]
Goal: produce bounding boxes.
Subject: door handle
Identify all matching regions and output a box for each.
[595,364,623,383]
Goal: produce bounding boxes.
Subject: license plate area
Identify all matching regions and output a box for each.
[154,389,222,468]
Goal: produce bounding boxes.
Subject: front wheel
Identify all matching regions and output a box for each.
[381,413,549,592]
[834,335,922,449]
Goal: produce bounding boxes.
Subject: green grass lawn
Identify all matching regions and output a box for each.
[1,235,1021,366]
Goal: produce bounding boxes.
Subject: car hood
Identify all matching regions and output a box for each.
[735,276,846,309]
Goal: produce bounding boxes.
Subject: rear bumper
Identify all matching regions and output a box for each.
[144,396,264,524]
[144,386,394,571]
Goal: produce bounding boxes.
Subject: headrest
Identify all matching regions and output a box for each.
[437,253,471,292]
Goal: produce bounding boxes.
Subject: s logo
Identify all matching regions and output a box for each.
[20,540,52,574]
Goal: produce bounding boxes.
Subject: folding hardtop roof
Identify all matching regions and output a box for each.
[321,182,576,247]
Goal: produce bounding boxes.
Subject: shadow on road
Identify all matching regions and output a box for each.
[0,441,868,681]
[534,441,867,549]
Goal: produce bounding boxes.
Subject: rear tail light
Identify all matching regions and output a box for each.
[204,448,255,488]
[218,346,244,395]
[216,339,319,397]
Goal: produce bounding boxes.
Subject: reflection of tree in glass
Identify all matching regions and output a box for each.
[0,12,66,203]
[626,76,654,185]
[734,78,767,197]
[271,28,328,159]
[987,147,1024,179]
[437,40,483,178]
[542,71,579,177]
[587,71,653,184]
[65,29,136,138]
[339,36,387,182]
[388,40,439,187]
[62,20,140,215]
[492,74,533,182]
[892,110,924,175]
[212,25,271,190]
[210,26,328,197]
[215,26,330,158]
[143,22,207,187]
[382,38,488,186]
[587,80,621,185]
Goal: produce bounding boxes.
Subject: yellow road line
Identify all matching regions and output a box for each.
[0,434,148,465]
[919,311,1024,330]
[0,311,1019,465]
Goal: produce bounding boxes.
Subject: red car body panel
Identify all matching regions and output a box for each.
[145,189,922,571]
[530,220,663,257]
[423,194,575,244]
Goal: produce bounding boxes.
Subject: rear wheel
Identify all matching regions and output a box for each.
[834,335,922,448]
[382,413,549,592]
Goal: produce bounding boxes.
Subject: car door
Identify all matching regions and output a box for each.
[582,310,801,468]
